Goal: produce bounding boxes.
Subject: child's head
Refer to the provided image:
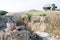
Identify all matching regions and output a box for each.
[12,21,14,23]
[8,21,11,23]
[12,21,16,23]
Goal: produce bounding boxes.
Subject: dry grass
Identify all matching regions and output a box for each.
[45,11,60,38]
[26,11,60,38]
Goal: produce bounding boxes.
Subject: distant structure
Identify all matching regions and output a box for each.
[43,4,57,11]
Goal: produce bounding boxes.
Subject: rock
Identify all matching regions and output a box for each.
[35,31,49,37]
[0,29,30,40]
[34,31,57,40]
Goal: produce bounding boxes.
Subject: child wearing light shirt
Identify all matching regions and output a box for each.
[6,21,11,30]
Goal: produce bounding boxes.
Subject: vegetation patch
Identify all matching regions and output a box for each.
[26,13,31,22]
[39,13,46,16]
[0,10,8,15]
[20,17,24,21]
[0,18,2,20]
[0,25,2,29]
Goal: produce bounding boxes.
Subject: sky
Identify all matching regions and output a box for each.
[0,0,60,12]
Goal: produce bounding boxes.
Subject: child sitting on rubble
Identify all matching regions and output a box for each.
[11,21,16,31]
[6,21,12,31]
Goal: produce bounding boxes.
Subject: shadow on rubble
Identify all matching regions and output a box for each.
[29,33,43,40]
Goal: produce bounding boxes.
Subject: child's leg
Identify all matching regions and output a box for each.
[1,34,5,40]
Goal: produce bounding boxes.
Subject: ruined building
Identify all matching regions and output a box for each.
[43,4,57,11]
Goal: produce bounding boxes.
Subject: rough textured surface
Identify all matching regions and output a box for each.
[5,11,60,40]
[0,30,30,40]
[25,11,60,39]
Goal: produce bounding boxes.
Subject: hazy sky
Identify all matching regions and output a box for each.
[0,0,60,12]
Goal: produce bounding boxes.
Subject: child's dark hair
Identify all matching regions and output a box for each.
[12,21,15,23]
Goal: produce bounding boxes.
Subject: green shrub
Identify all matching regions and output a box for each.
[20,17,24,22]
[39,13,46,16]
[0,25,2,29]
[0,10,8,15]
[26,13,31,22]
[0,18,2,20]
